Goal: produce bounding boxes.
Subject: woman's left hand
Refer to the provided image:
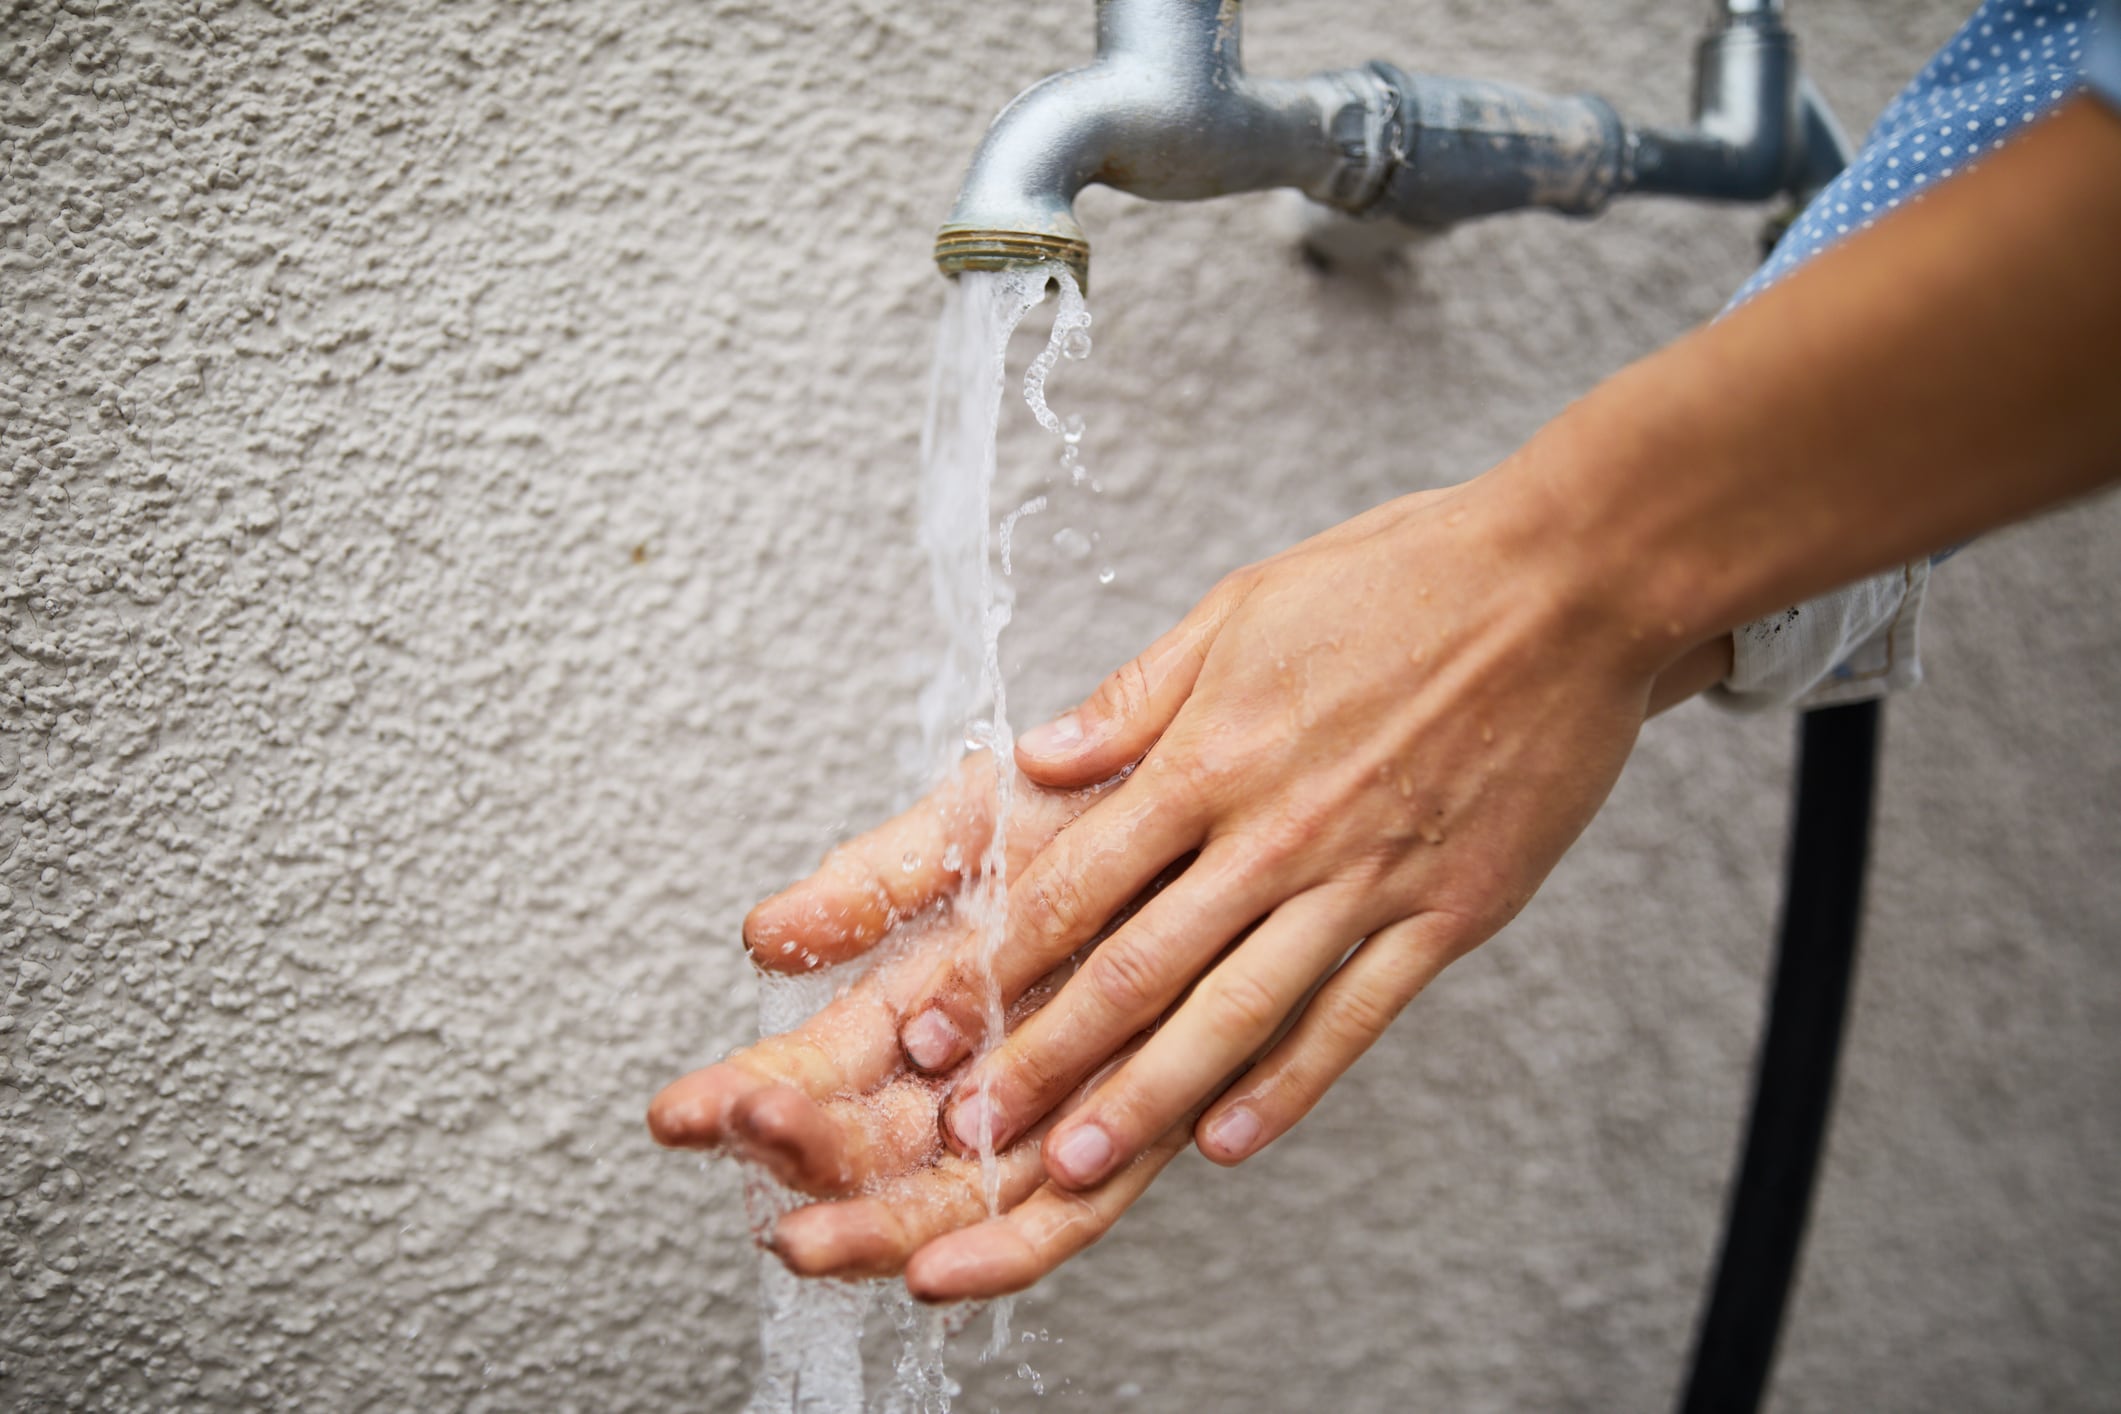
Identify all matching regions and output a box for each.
[892,470,1719,1190]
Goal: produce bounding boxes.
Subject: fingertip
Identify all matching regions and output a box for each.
[900,1008,965,1073]
[645,1090,711,1149]
[647,1069,751,1149]
[768,1210,842,1278]
[773,1203,904,1279]
[1016,710,1141,790]
[901,966,985,1075]
[1015,712,1084,761]
[1195,1103,1266,1167]
[733,1086,846,1192]
[741,895,805,970]
[742,894,814,975]
[904,1235,1023,1304]
[742,892,848,974]
[1044,1120,1117,1189]
[1015,739,1125,791]
[943,1089,1003,1156]
[903,1252,969,1304]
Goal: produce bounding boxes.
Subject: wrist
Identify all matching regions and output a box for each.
[1468,414,1723,690]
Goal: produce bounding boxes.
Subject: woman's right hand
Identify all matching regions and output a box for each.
[648,754,1201,1299]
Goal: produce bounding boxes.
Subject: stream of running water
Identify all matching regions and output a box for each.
[746,265,1093,1414]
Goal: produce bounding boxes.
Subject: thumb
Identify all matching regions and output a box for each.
[1015,572,1244,787]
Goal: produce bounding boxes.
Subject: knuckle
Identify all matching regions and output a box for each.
[1208,565,1261,610]
[1242,800,1328,872]
[1160,739,1235,807]
[1086,1081,1163,1153]
[996,1040,1074,1111]
[1105,657,1154,720]
[1415,908,1485,966]
[941,1162,992,1218]
[1081,935,1171,1023]
[773,1031,841,1092]
[1022,865,1093,948]
[926,962,983,1027]
[1317,984,1399,1054]
[1240,818,1302,873]
[1201,968,1284,1040]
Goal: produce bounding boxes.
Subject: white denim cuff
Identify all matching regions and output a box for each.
[1713,560,1929,711]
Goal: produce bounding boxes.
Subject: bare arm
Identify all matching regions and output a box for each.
[899,97,2121,1219]
[1538,96,2121,675]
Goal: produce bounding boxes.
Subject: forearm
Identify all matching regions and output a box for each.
[1512,97,2121,674]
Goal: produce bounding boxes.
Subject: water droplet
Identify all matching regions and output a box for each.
[942,842,963,872]
[1061,412,1085,444]
[1062,328,1092,360]
[901,850,921,873]
[1052,526,1092,560]
[1096,566,1116,585]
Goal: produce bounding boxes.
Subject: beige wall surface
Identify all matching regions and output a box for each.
[3,1,2115,1409]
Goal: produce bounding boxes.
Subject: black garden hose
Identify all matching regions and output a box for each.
[1677,699,1882,1414]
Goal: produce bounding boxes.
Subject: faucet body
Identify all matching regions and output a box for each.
[935,0,1851,290]
[933,1,1396,287]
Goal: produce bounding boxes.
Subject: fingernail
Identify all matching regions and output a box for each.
[1018,712,1084,757]
[948,1093,1000,1151]
[1203,1105,1263,1160]
[1050,1122,1115,1185]
[902,1010,964,1071]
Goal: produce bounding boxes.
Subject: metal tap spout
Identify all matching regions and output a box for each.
[933,0,1395,291]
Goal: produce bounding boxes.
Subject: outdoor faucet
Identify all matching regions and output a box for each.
[933,0,1852,291]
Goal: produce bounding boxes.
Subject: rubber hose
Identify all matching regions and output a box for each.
[1677,699,1881,1414]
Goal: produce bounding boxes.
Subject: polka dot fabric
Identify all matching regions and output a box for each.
[1717,0,2117,709]
[1731,0,2103,309]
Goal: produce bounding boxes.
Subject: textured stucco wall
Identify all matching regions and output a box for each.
[4,1,2116,1410]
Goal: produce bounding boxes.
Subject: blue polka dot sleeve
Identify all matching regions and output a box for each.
[1718,0,2114,709]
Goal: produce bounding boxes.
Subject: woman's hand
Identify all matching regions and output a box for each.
[648,757,1200,1300]
[893,472,1721,1189]
[886,99,2121,1195]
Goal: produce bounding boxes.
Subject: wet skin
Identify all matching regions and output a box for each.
[649,626,1729,1302]
[646,756,1196,1302]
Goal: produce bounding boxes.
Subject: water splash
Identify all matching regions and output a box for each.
[748,970,870,1413]
[919,267,1091,1225]
[748,264,1092,1412]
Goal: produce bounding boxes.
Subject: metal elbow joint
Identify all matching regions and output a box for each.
[1633,12,1803,201]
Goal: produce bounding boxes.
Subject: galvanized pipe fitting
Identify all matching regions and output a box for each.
[934,0,1849,289]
